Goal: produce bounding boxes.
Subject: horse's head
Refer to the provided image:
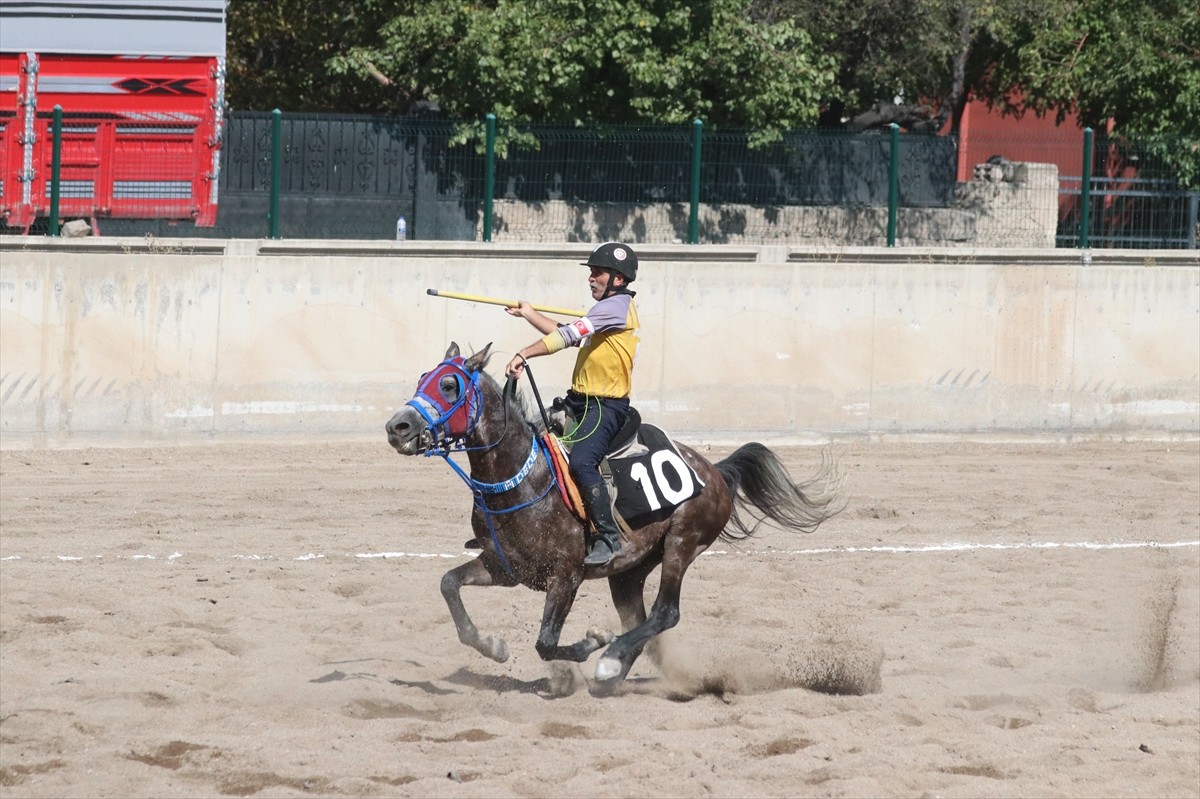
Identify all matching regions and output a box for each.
[386,341,493,455]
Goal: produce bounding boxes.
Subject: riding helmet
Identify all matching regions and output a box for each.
[581,242,637,283]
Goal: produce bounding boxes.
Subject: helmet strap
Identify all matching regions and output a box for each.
[600,273,615,301]
[601,270,637,301]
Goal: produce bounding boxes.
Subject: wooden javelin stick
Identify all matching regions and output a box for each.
[426,288,585,318]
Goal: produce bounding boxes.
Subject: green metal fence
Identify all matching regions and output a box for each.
[25,111,1200,249]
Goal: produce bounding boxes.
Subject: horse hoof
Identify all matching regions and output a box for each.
[594,655,623,683]
[483,636,510,663]
[586,626,614,645]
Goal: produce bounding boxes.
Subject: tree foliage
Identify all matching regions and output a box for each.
[980,0,1199,135]
[227,0,1197,178]
[979,0,1200,185]
[325,0,837,139]
[225,0,395,112]
[755,0,1198,182]
[751,0,1077,132]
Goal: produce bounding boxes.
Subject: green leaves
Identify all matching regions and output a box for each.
[329,0,836,137]
[981,0,1199,185]
[226,0,398,112]
[228,0,1196,183]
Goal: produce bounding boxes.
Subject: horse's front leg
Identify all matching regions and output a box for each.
[534,572,614,662]
[440,556,515,662]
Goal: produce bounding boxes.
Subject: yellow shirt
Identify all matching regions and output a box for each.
[540,292,639,398]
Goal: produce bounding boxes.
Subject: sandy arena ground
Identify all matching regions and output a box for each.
[1,438,1197,798]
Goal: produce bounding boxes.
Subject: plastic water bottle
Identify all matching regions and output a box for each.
[396,215,407,242]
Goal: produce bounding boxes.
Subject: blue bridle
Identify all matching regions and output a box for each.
[405,356,485,453]
[405,357,558,576]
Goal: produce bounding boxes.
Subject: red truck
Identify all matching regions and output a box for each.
[0,0,226,231]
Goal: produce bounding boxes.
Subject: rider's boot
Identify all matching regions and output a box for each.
[583,482,622,567]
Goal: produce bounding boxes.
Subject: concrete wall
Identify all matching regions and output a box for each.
[1,238,1196,448]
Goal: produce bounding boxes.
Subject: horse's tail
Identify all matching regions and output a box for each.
[715,443,843,541]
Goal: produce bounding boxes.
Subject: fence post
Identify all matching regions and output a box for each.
[688,119,703,244]
[887,123,899,247]
[1187,191,1198,250]
[484,113,496,242]
[48,105,62,236]
[268,108,282,239]
[1079,127,1093,252]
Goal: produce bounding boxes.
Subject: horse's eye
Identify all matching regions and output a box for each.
[439,375,460,401]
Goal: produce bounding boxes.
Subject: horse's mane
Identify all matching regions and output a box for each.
[476,362,546,435]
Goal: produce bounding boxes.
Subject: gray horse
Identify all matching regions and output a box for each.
[385,342,840,694]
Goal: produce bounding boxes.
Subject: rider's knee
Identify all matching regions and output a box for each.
[570,466,602,490]
[568,449,601,475]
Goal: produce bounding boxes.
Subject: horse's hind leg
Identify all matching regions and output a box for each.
[535,558,660,677]
[593,555,689,692]
[606,556,659,653]
[535,572,613,662]
[441,557,515,662]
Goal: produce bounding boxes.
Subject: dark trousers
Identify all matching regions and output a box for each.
[562,391,629,490]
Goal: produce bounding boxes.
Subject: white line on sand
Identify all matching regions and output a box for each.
[1,539,1196,563]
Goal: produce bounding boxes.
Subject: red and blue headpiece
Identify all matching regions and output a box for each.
[405,356,484,450]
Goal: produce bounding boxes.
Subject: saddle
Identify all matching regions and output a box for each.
[466,402,704,550]
[547,400,702,528]
[550,397,642,459]
[543,403,640,521]
[546,400,640,517]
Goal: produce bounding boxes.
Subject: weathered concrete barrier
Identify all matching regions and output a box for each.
[488,162,1059,248]
[1,238,1196,448]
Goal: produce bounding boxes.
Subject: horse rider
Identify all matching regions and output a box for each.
[504,242,641,567]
